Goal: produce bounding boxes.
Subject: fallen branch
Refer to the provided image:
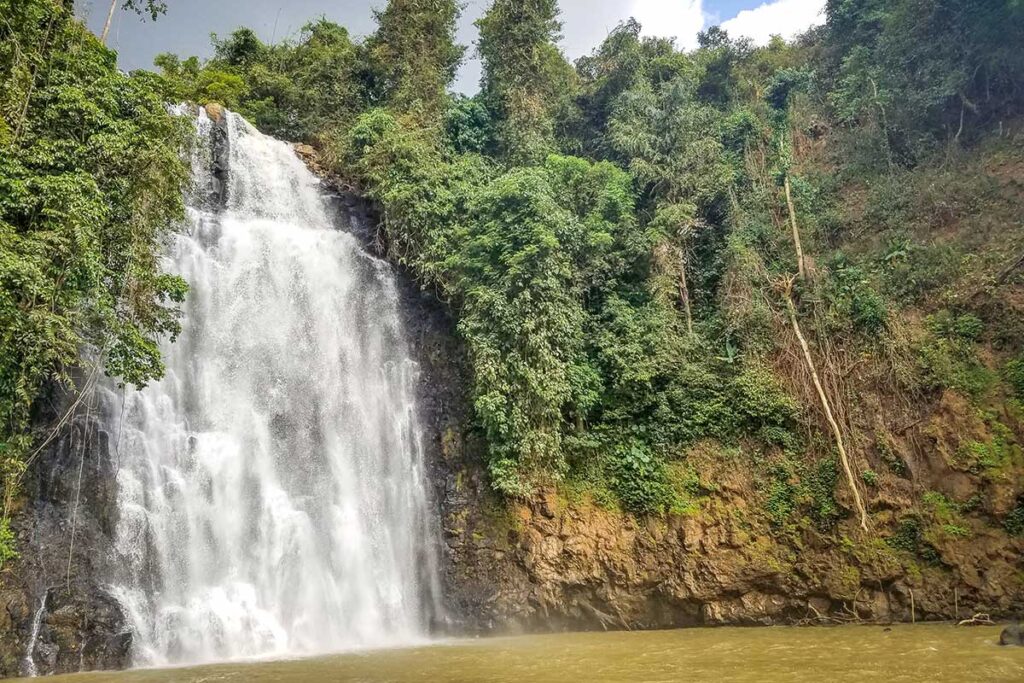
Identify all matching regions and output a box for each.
[577,598,619,631]
[895,416,926,435]
[994,251,1024,286]
[957,613,994,627]
[805,602,828,623]
[968,249,1024,302]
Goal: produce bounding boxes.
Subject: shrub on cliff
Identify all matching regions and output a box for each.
[0,1,188,524]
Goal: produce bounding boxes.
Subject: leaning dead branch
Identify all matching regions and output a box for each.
[968,248,1024,302]
[783,174,806,279]
[780,276,869,532]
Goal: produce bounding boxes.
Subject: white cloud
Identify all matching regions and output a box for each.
[452,0,827,93]
[720,0,826,45]
[630,0,707,51]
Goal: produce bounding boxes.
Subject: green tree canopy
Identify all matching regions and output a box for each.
[365,0,465,121]
[477,0,576,164]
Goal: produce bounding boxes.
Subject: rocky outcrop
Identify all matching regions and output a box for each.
[206,103,230,207]
[435,443,1024,632]
[0,380,131,677]
[1000,622,1024,645]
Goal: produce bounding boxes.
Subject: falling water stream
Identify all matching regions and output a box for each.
[109,108,440,668]
[21,591,47,677]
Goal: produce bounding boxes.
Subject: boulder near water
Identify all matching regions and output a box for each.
[999,622,1023,645]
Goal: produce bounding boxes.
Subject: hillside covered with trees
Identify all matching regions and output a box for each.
[3,0,1024,587]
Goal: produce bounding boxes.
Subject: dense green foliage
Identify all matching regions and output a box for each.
[5,0,1024,539]
[366,0,464,120]
[0,0,188,560]
[153,22,364,142]
[131,0,1024,518]
[822,0,1024,165]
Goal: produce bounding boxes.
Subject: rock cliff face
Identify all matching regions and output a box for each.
[0,381,131,677]
[435,450,1024,632]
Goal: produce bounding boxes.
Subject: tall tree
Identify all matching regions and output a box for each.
[366,0,464,120]
[573,19,686,158]
[2,0,188,527]
[476,0,575,164]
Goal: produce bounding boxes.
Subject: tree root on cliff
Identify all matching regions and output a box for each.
[780,276,869,532]
[577,598,628,631]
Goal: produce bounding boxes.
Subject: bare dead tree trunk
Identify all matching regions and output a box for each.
[101,0,118,45]
[784,174,805,280]
[783,278,868,532]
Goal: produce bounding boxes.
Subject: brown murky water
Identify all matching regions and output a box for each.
[23,625,1024,682]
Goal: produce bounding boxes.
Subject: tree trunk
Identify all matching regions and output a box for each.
[678,247,694,337]
[784,174,805,279]
[101,0,118,44]
[784,281,868,532]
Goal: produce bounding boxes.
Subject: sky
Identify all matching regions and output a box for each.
[78,0,826,94]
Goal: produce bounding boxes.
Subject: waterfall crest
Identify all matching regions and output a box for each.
[110,108,440,667]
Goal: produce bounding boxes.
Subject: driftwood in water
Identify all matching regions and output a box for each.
[957,613,995,627]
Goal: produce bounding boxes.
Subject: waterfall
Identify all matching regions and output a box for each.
[22,591,47,677]
[109,108,441,667]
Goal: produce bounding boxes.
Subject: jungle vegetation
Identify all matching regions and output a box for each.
[2,0,1024,564]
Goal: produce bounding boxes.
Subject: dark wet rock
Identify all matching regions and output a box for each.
[208,105,230,208]
[0,378,130,677]
[1000,622,1024,645]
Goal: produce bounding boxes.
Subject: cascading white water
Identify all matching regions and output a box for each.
[22,591,47,677]
[110,108,440,667]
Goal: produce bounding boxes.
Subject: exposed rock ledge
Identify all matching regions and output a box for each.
[440,465,1024,632]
